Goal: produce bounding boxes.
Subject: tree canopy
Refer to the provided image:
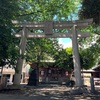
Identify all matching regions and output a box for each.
[53,47,73,70]
[26,38,61,63]
[0,0,19,66]
[17,0,80,21]
[79,0,100,25]
[78,0,100,68]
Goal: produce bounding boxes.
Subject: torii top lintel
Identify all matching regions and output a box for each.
[12,19,93,29]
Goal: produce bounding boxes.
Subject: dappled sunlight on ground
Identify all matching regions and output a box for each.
[0,84,100,100]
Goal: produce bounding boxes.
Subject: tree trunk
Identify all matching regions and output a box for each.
[36,65,39,85]
[0,66,3,84]
[28,68,37,86]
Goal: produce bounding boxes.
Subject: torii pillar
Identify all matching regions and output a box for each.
[72,25,82,87]
[13,27,27,85]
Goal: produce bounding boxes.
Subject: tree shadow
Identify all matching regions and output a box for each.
[0,84,100,100]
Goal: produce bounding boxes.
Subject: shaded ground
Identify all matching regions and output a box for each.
[0,84,100,100]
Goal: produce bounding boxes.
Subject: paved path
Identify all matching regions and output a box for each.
[0,84,100,100]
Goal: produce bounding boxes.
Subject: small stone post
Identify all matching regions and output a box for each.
[90,75,95,93]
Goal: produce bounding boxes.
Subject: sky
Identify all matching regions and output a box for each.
[58,38,72,48]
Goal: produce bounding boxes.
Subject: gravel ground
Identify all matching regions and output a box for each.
[0,84,100,100]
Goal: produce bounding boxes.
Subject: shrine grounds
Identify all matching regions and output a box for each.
[0,84,100,100]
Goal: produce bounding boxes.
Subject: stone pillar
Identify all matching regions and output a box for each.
[90,76,95,93]
[13,27,27,85]
[72,25,82,87]
[9,74,13,82]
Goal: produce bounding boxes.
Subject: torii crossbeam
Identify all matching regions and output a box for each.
[13,19,93,87]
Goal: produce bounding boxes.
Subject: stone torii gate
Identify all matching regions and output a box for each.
[13,19,93,87]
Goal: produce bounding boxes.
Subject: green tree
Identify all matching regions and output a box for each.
[79,0,100,25]
[53,47,73,71]
[17,0,80,21]
[0,0,19,67]
[65,47,72,55]
[26,38,62,85]
[80,47,96,69]
[26,38,60,62]
[0,0,20,84]
[78,0,100,68]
